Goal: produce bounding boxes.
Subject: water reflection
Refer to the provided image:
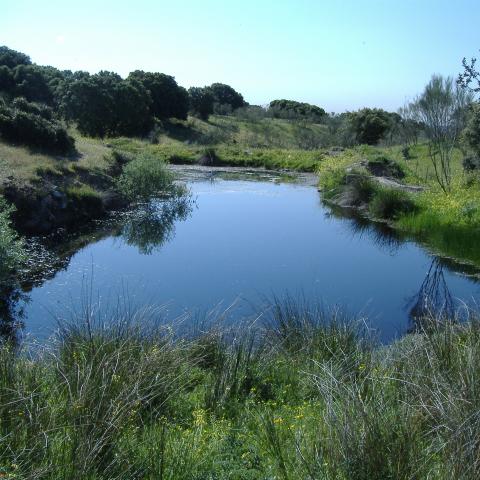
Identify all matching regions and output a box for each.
[120,193,194,255]
[327,205,403,254]
[407,259,456,332]
[0,284,26,345]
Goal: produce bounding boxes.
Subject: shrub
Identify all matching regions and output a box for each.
[0,101,74,154]
[401,146,411,159]
[348,108,394,145]
[347,172,376,205]
[366,155,405,179]
[188,87,214,120]
[369,187,417,220]
[463,155,480,171]
[463,102,480,157]
[0,197,25,281]
[117,153,176,201]
[11,97,53,120]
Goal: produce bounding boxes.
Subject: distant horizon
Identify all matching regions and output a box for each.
[2,0,479,113]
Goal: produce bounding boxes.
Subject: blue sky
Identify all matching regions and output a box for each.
[1,0,479,111]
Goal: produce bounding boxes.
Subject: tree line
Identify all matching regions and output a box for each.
[2,44,460,155]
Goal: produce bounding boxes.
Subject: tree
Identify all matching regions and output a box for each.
[458,52,480,94]
[61,71,118,137]
[12,64,55,104]
[398,104,423,147]
[411,75,473,192]
[111,78,153,135]
[128,71,189,120]
[0,46,31,69]
[348,108,392,145]
[61,71,154,137]
[188,87,214,120]
[208,83,245,113]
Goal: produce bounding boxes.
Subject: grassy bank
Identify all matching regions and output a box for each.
[1,301,479,479]
[0,116,328,191]
[107,113,329,172]
[318,144,480,267]
[0,114,330,236]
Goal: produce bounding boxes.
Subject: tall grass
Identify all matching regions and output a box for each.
[1,299,480,478]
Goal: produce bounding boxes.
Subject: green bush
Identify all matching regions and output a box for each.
[0,197,25,281]
[344,171,376,206]
[463,102,480,157]
[0,101,74,154]
[117,153,177,201]
[366,155,405,178]
[369,187,417,220]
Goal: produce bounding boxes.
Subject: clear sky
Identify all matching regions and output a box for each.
[1,0,479,112]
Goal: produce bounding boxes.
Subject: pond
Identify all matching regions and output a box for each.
[9,167,480,343]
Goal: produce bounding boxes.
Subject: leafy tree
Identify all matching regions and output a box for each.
[411,75,473,192]
[12,64,55,104]
[208,83,245,113]
[128,71,189,120]
[348,108,392,145]
[61,71,117,137]
[0,46,31,69]
[61,71,153,137]
[188,87,214,120]
[111,78,153,135]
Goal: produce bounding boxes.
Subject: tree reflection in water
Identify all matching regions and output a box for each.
[407,259,456,333]
[121,192,195,255]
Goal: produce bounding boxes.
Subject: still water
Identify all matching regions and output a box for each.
[19,168,480,342]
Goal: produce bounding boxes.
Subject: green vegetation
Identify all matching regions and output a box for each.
[1,301,480,479]
[348,108,400,145]
[0,98,74,154]
[369,187,417,220]
[0,198,24,281]
[187,87,214,120]
[65,184,104,215]
[318,143,480,265]
[117,153,177,201]
[407,75,473,192]
[268,99,326,121]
